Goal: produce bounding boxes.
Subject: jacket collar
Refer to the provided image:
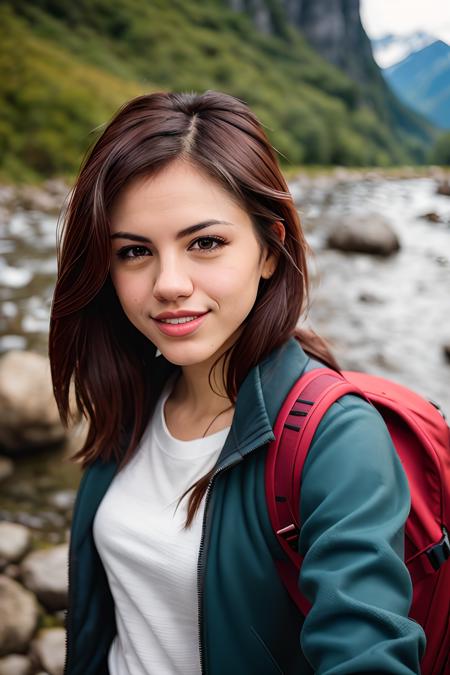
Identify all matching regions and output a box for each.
[73,337,310,543]
[215,336,310,468]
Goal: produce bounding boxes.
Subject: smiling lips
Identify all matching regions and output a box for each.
[152,310,210,337]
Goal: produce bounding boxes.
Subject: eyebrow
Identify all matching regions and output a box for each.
[110,219,234,243]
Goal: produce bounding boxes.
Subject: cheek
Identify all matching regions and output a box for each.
[201,256,262,306]
[110,270,147,308]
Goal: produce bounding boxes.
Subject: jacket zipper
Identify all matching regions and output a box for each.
[63,540,75,674]
[63,469,90,675]
[196,454,243,675]
[196,434,276,675]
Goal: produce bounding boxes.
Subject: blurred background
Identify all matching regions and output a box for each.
[0,1,449,672]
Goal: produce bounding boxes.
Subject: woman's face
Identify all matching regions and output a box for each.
[109,160,276,369]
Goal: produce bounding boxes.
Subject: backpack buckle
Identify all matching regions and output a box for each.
[276,523,300,551]
[428,399,447,420]
[426,527,450,570]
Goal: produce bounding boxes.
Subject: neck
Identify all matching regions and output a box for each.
[165,328,243,418]
[173,355,231,416]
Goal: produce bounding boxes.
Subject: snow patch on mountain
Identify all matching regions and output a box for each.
[372,31,437,68]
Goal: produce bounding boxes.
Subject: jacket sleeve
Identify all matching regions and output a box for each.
[298,394,426,674]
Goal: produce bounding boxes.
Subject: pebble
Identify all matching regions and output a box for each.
[46,491,75,513]
[0,654,32,675]
[436,180,450,196]
[0,523,31,563]
[443,343,450,363]
[30,628,66,675]
[20,544,68,611]
[0,575,39,655]
[0,458,14,483]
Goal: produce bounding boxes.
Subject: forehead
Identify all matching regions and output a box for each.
[109,160,250,232]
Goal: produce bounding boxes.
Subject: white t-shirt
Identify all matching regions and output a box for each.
[93,378,230,675]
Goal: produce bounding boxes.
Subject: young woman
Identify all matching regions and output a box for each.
[50,90,425,675]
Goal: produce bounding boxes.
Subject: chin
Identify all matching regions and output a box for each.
[155,337,232,369]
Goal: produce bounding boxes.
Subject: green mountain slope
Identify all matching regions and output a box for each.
[0,0,435,182]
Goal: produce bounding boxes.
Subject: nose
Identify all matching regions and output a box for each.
[152,254,194,302]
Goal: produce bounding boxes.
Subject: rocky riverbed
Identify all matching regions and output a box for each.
[294,169,450,415]
[0,168,450,672]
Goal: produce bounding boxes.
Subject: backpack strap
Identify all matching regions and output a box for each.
[265,364,367,615]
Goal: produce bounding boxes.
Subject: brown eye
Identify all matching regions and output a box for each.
[189,236,226,252]
[116,245,151,260]
[197,238,215,249]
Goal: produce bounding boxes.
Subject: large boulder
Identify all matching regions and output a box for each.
[0,524,31,565]
[30,628,65,675]
[327,213,400,256]
[0,351,67,452]
[20,545,68,612]
[0,576,39,656]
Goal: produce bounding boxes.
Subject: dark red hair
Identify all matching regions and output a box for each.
[49,90,338,527]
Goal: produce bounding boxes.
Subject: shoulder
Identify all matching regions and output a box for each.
[300,393,411,544]
[306,392,400,478]
[298,392,426,671]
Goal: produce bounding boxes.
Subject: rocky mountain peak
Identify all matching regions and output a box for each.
[225,0,380,87]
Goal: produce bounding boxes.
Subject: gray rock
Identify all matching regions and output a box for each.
[436,180,450,197]
[0,186,16,210]
[443,343,450,363]
[20,545,68,611]
[30,628,65,675]
[3,565,20,581]
[13,514,46,531]
[358,291,384,304]
[15,187,63,215]
[420,211,443,223]
[46,491,76,513]
[32,512,65,530]
[0,576,39,656]
[42,179,70,201]
[0,523,31,563]
[327,214,400,256]
[4,482,36,501]
[0,351,67,452]
[0,458,14,483]
[0,654,32,675]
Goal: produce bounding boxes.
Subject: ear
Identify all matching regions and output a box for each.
[261,220,285,279]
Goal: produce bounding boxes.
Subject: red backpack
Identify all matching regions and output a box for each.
[265,366,450,675]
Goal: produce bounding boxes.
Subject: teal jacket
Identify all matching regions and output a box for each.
[64,338,425,674]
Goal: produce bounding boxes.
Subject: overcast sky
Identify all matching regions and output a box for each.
[361,0,450,43]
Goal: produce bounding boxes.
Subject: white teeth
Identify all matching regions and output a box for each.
[159,316,199,325]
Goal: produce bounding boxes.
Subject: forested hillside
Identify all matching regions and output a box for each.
[0,0,434,182]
